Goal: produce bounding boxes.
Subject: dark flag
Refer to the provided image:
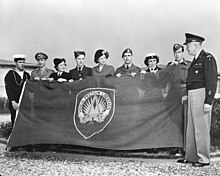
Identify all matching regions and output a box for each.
[7,65,183,150]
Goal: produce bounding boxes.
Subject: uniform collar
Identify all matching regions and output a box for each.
[77,65,84,70]
[148,66,159,72]
[94,64,106,73]
[149,66,157,71]
[124,63,132,68]
[179,58,188,65]
[57,71,63,76]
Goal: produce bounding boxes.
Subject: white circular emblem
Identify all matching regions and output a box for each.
[78,91,112,124]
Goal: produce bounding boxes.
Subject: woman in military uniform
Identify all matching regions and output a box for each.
[141,53,161,74]
[49,58,72,82]
[91,49,115,77]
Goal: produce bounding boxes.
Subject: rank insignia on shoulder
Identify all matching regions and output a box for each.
[207,55,212,61]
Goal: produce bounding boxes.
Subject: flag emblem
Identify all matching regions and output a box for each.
[74,88,115,139]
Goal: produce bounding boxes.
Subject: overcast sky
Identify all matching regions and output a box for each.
[0,0,219,71]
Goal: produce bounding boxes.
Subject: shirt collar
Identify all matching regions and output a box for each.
[178,58,188,65]
[77,65,84,70]
[195,49,203,59]
[124,63,132,68]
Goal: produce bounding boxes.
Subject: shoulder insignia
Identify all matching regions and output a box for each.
[207,54,213,61]
[204,52,213,61]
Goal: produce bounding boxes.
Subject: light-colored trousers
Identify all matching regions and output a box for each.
[185,88,211,164]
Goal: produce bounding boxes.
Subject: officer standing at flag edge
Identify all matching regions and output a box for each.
[177,33,218,167]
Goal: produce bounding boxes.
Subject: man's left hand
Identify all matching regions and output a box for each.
[204,103,212,114]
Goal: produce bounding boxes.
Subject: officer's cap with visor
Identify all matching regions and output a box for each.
[183,33,205,45]
[35,52,48,60]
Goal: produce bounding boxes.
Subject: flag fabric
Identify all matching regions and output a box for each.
[7,65,183,150]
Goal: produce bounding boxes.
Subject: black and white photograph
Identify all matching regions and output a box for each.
[0,0,220,175]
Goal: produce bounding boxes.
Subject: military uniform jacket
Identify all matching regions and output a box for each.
[115,64,140,76]
[49,71,72,81]
[167,58,191,84]
[167,59,191,97]
[187,50,218,105]
[4,70,30,102]
[69,66,91,80]
[92,64,115,77]
[31,67,55,80]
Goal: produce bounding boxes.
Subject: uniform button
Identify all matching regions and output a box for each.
[195,70,198,73]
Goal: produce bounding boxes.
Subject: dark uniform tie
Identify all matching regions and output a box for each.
[126,65,129,69]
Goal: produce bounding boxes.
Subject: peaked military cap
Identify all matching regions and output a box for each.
[35,52,48,60]
[183,33,205,45]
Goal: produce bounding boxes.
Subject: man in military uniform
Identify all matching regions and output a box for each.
[115,48,140,77]
[69,50,91,80]
[4,54,30,130]
[31,52,54,81]
[177,33,218,167]
[168,44,191,156]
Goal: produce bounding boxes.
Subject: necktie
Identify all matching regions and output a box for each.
[78,67,81,73]
[126,65,129,69]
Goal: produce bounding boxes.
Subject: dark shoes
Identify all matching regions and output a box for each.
[177,159,190,164]
[192,162,210,167]
[177,159,210,167]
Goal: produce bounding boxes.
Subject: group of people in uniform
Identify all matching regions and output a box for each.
[4,33,218,167]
